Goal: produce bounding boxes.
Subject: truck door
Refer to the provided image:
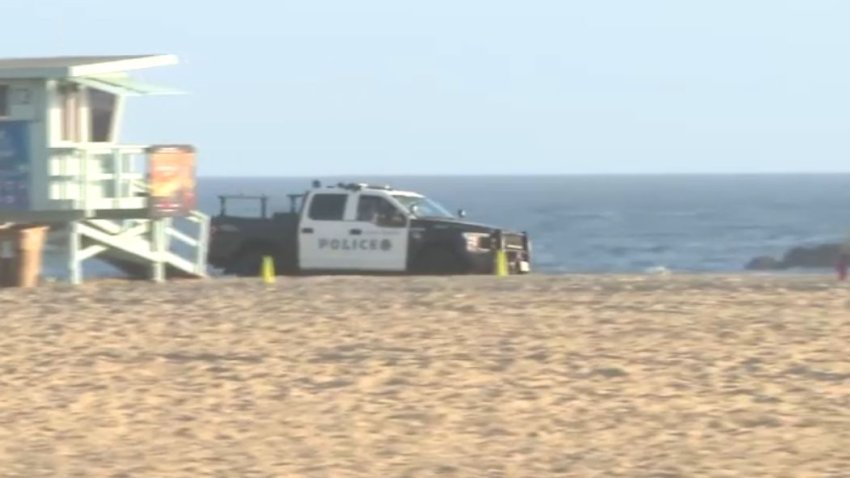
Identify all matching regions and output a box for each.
[298,192,360,270]
[352,193,409,271]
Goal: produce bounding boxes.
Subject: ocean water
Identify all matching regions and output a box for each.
[44,174,850,277]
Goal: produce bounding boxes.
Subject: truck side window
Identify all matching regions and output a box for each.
[357,195,405,227]
[308,194,348,220]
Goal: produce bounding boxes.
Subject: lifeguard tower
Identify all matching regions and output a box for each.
[0,54,209,285]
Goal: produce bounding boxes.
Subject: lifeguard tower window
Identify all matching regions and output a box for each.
[308,194,347,220]
[0,85,8,117]
[89,88,116,142]
[59,83,81,142]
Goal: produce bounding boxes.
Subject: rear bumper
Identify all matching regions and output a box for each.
[465,230,532,275]
[466,249,531,274]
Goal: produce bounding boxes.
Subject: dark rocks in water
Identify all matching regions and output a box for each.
[745,243,846,270]
[746,256,783,271]
[782,244,843,269]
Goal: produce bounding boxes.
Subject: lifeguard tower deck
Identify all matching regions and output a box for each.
[0,54,209,285]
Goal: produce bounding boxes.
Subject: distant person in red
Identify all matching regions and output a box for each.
[837,249,849,281]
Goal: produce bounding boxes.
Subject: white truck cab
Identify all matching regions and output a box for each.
[298,186,415,272]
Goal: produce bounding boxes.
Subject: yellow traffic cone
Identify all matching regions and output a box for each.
[261,256,276,284]
[494,250,509,276]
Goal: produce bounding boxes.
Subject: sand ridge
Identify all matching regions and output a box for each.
[0,274,848,477]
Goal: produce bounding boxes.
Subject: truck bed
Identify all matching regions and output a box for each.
[208,213,299,270]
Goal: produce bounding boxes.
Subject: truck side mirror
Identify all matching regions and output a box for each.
[458,209,467,218]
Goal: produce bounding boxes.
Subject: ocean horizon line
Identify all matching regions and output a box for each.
[198,171,850,180]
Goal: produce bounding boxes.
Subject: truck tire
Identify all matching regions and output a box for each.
[226,250,269,277]
[413,247,466,275]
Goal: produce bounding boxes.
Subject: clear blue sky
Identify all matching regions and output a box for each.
[5,0,850,176]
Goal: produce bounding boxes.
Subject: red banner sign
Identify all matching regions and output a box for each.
[147,145,196,217]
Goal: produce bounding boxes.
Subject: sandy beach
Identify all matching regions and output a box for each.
[0,274,848,477]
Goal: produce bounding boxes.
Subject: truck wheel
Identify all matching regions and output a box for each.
[226,251,267,277]
[414,248,465,275]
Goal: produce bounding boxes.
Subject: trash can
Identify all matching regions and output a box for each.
[0,224,49,288]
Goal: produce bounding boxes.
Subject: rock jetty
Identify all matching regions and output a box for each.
[746,243,846,270]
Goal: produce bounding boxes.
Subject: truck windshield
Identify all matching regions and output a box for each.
[393,195,456,219]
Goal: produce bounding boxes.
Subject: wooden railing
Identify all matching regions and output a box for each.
[48,144,148,211]
[163,210,211,275]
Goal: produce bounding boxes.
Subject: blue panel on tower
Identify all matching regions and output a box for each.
[0,121,30,210]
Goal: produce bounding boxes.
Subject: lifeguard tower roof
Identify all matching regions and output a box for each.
[0,54,178,79]
[0,54,182,96]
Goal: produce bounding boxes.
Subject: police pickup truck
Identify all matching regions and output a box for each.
[207,181,532,276]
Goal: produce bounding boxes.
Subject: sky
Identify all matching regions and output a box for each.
[4,0,850,176]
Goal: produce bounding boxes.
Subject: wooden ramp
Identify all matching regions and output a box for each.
[90,244,205,280]
[65,213,210,283]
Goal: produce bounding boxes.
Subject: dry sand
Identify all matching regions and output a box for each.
[0,274,848,477]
